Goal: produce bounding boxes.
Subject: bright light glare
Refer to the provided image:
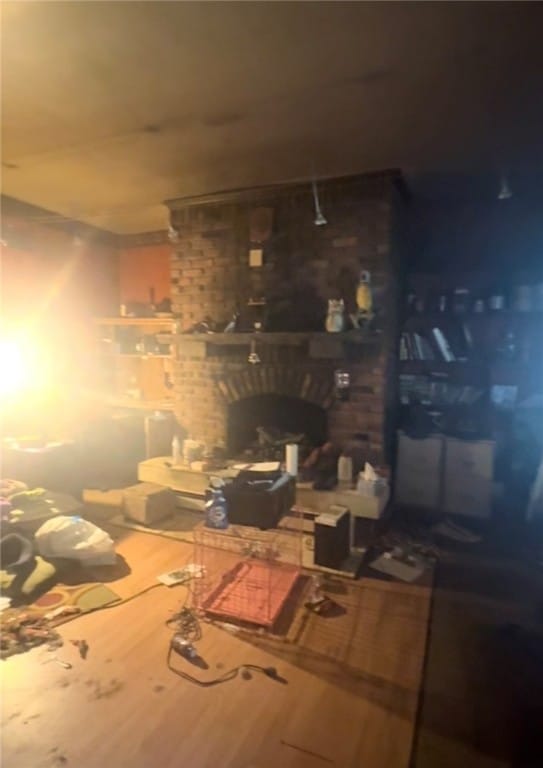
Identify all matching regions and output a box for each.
[0,340,27,397]
[0,337,51,401]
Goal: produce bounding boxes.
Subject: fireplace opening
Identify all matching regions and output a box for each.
[227,394,327,461]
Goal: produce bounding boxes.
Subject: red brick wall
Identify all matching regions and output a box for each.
[168,172,402,461]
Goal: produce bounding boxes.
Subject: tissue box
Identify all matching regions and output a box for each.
[342,487,390,519]
[122,483,175,525]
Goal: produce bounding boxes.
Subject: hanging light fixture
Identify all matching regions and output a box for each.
[498,173,512,200]
[311,179,327,226]
[168,225,180,243]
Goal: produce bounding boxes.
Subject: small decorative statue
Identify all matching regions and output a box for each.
[325,299,345,333]
[351,270,374,329]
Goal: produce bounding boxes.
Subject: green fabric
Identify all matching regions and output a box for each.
[0,556,57,598]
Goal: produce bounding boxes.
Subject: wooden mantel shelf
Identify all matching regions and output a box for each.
[177,331,379,346]
[176,330,381,359]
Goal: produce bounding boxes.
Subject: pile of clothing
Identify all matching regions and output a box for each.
[1,481,59,604]
[1,479,116,605]
[0,479,49,524]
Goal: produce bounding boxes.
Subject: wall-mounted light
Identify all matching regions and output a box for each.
[498,173,512,200]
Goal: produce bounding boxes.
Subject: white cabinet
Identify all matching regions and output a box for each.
[395,432,495,518]
[395,432,444,509]
[442,438,494,519]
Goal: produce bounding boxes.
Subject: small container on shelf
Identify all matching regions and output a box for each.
[512,285,532,313]
[452,287,470,314]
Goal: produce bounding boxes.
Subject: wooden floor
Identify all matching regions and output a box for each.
[0,528,431,768]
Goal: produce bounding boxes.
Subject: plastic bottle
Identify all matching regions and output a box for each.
[205,477,229,529]
[172,435,181,465]
[337,454,353,490]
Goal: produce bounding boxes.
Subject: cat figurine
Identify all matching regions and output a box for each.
[325,299,345,333]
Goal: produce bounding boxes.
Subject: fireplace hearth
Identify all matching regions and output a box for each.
[227,394,327,460]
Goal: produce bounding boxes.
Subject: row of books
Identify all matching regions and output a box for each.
[399,326,470,362]
[399,374,485,407]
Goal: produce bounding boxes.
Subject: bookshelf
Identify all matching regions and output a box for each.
[395,271,543,519]
[399,273,543,413]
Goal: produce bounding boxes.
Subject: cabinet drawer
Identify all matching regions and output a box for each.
[443,476,492,519]
[396,432,443,509]
[444,438,494,480]
[396,472,441,508]
[397,433,443,472]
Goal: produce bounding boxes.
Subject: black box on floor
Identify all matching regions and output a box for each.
[224,473,295,529]
[314,506,350,570]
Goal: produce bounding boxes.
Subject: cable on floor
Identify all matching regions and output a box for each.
[165,604,287,687]
[166,643,287,687]
[54,582,165,627]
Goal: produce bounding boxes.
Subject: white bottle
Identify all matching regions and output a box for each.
[337,455,353,489]
[172,436,181,465]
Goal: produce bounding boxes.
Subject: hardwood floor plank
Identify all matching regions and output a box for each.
[1,530,431,768]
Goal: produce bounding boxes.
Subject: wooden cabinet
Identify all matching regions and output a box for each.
[93,317,175,411]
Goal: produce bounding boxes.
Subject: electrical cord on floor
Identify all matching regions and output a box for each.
[166,643,287,687]
[166,605,287,687]
[165,606,202,643]
[54,582,165,627]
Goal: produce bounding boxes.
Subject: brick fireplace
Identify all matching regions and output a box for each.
[166,171,404,463]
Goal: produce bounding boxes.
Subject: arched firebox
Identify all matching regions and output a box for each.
[227,394,327,460]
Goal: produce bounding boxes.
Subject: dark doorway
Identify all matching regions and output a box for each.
[227,394,327,459]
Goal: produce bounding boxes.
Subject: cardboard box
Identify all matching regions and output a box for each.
[122,482,176,525]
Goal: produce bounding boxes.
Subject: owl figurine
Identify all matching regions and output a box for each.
[325,299,346,332]
[352,270,373,328]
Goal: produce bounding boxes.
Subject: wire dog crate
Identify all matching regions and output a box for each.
[191,516,303,628]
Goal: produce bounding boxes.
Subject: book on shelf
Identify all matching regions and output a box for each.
[431,327,456,362]
[399,331,437,361]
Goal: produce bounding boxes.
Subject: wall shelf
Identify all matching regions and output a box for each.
[100,353,171,359]
[94,317,174,326]
[94,316,174,407]
[98,395,174,411]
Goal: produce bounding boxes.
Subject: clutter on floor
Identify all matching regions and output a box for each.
[157,563,204,586]
[1,610,63,659]
[1,477,120,660]
[369,548,428,583]
[35,515,116,566]
[432,517,482,543]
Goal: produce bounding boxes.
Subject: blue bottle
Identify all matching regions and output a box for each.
[205,477,229,529]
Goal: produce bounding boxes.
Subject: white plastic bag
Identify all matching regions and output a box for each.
[35,515,116,566]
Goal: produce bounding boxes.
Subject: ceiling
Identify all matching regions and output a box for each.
[2,1,543,234]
